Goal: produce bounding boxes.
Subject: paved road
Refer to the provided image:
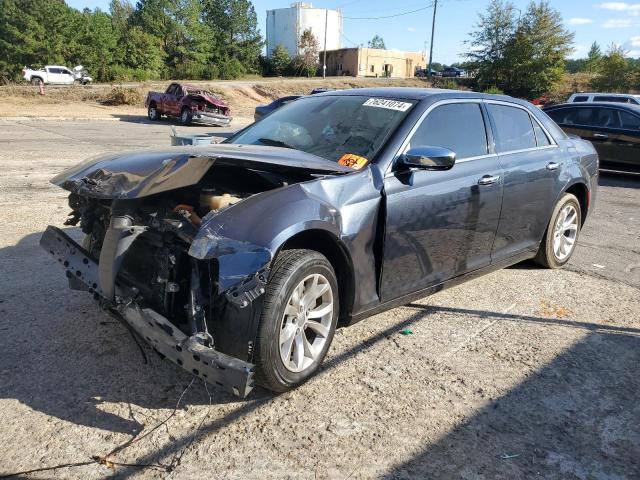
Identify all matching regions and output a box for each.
[0,119,638,479]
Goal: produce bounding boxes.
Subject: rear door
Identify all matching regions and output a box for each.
[380,100,503,301]
[486,101,565,261]
[607,109,640,170]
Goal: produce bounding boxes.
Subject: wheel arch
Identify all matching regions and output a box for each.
[276,229,356,325]
[564,181,589,227]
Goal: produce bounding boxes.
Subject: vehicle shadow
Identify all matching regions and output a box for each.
[0,228,261,437]
[110,114,236,134]
[379,305,640,479]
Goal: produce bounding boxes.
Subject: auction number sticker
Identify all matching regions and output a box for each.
[363,98,412,111]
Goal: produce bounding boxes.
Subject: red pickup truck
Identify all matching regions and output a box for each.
[145,82,232,126]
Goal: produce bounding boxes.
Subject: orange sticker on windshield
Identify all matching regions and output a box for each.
[338,153,368,169]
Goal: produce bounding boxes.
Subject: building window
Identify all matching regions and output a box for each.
[370,65,375,73]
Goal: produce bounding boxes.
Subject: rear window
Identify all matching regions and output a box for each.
[619,111,640,129]
[572,96,589,102]
[593,96,629,103]
[487,104,537,152]
[547,107,594,126]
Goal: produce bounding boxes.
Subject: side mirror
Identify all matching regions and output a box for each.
[400,146,456,170]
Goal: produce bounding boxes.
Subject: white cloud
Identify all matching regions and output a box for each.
[602,18,634,27]
[568,17,593,25]
[407,27,416,32]
[597,2,640,15]
[627,35,640,47]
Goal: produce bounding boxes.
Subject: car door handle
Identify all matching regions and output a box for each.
[478,174,500,185]
[593,133,609,139]
[546,162,560,171]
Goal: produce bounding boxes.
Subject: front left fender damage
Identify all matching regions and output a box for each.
[42,147,382,396]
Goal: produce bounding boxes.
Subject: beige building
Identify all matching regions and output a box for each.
[321,48,426,78]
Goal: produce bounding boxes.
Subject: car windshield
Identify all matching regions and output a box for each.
[227,95,415,166]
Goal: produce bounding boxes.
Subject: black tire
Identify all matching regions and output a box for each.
[179,107,193,125]
[254,249,339,393]
[534,192,581,269]
[147,103,160,121]
[30,77,42,86]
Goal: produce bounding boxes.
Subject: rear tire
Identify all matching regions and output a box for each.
[30,77,42,86]
[534,193,581,269]
[254,249,339,393]
[147,103,160,121]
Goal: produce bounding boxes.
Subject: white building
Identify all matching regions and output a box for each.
[266,3,342,58]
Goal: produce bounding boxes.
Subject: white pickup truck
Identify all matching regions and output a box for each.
[22,65,92,85]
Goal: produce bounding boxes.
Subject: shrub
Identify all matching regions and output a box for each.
[101,86,144,106]
[483,86,504,94]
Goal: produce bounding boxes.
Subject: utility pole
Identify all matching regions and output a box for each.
[323,9,328,78]
[427,0,438,80]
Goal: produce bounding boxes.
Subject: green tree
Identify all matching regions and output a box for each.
[0,0,82,80]
[465,0,517,90]
[585,41,602,74]
[466,0,573,98]
[367,35,386,49]
[295,28,319,77]
[269,44,291,76]
[73,9,118,81]
[591,44,633,92]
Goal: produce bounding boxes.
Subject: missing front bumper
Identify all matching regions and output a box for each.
[40,226,255,397]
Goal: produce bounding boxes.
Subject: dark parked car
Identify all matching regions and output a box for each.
[253,89,335,122]
[41,89,597,397]
[544,102,640,171]
[145,82,232,126]
[254,95,301,122]
[441,67,464,77]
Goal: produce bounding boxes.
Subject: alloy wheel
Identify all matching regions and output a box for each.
[553,204,578,261]
[279,273,334,373]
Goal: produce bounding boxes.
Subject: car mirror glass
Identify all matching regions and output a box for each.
[400,146,456,170]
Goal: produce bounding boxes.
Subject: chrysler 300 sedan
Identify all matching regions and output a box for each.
[41,88,598,396]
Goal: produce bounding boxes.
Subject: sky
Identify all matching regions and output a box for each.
[66,0,640,64]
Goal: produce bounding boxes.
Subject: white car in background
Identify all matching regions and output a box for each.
[22,65,92,85]
[567,92,640,105]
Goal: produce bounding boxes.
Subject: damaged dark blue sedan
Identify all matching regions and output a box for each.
[41,88,598,396]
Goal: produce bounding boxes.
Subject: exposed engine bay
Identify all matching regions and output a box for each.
[64,164,301,344]
[40,143,357,396]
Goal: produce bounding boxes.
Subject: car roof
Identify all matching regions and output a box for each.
[545,102,640,113]
[313,87,526,104]
[571,92,640,97]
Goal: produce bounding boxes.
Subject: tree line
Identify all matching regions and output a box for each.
[0,0,262,82]
[465,0,640,98]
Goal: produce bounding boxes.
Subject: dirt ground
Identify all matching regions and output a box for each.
[0,118,638,479]
[0,77,433,121]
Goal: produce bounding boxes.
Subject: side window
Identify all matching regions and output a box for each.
[531,117,550,146]
[592,108,621,128]
[49,68,61,74]
[487,104,536,152]
[594,96,626,103]
[573,96,589,102]
[618,111,640,130]
[562,108,593,126]
[409,103,488,159]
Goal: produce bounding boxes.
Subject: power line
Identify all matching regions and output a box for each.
[342,5,434,20]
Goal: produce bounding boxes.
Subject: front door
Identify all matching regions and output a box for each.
[380,101,503,302]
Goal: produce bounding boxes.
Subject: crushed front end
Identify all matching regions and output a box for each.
[40,192,263,396]
[41,146,351,396]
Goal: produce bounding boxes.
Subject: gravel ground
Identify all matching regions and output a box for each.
[0,118,638,479]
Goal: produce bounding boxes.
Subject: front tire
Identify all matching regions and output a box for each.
[254,249,339,393]
[534,193,581,268]
[180,107,193,125]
